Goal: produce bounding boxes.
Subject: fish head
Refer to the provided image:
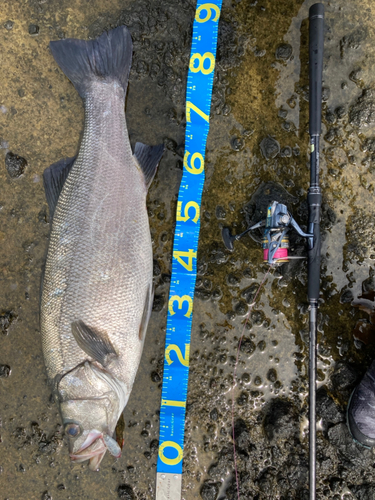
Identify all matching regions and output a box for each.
[57,361,128,470]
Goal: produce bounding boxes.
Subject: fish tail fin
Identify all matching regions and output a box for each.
[49,26,132,98]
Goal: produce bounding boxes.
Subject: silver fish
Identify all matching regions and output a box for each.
[40,26,163,470]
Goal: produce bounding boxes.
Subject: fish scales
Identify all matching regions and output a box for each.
[40,26,164,469]
[41,84,149,386]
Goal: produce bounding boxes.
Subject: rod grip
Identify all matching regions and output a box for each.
[309,3,324,136]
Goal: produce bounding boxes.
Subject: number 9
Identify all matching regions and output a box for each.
[195,3,221,23]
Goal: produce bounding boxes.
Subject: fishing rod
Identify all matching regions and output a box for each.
[222,4,324,499]
[307,4,324,499]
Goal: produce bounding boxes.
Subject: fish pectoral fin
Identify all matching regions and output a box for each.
[139,284,154,342]
[133,142,164,189]
[43,156,76,218]
[71,320,117,367]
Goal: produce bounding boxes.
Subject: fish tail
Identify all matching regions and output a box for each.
[49,26,132,98]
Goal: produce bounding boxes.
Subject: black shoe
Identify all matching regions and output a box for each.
[347,360,375,448]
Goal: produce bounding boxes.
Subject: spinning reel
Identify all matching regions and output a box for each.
[222,201,313,265]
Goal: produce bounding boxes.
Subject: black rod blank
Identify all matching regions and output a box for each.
[308,4,324,500]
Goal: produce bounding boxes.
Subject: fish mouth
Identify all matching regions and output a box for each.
[70,430,121,471]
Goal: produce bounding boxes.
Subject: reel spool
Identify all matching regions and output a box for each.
[222,200,313,265]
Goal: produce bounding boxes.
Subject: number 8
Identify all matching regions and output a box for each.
[190,52,215,75]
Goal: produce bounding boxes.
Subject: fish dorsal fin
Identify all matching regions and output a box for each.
[133,142,164,189]
[139,284,154,342]
[71,320,117,367]
[43,156,76,218]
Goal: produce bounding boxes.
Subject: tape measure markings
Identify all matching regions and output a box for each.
[156,1,222,494]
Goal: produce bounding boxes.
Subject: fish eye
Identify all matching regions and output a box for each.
[65,423,81,438]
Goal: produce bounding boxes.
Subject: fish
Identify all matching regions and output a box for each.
[40,26,164,470]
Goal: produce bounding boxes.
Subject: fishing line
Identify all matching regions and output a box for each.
[231,264,274,499]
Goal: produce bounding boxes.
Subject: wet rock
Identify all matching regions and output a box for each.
[263,398,297,441]
[4,20,14,30]
[117,484,135,499]
[227,273,240,286]
[200,481,219,500]
[152,294,165,312]
[267,368,277,383]
[235,301,248,316]
[288,462,308,490]
[316,387,344,428]
[325,109,337,124]
[0,365,11,378]
[340,289,353,304]
[208,449,232,480]
[153,260,161,277]
[151,371,161,383]
[293,146,300,156]
[251,310,265,325]
[362,276,375,294]
[233,419,251,453]
[258,340,266,352]
[241,284,259,304]
[275,43,292,61]
[327,423,370,466]
[230,136,244,151]
[215,205,226,220]
[350,483,375,500]
[5,152,27,178]
[237,391,249,406]
[28,24,39,35]
[210,248,228,265]
[349,89,375,128]
[240,338,256,356]
[257,467,277,493]
[335,105,347,119]
[150,439,158,453]
[349,68,364,85]
[340,29,367,58]
[280,146,292,158]
[331,362,358,394]
[0,311,16,335]
[216,19,242,70]
[210,408,219,421]
[41,493,52,500]
[322,87,330,101]
[260,136,280,160]
[195,289,211,301]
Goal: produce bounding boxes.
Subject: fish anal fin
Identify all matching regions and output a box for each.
[139,284,154,342]
[43,156,76,218]
[71,320,117,367]
[133,142,164,189]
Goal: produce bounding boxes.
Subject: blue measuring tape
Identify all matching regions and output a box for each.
[156,2,222,498]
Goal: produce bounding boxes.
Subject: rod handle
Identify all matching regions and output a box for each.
[309,3,324,136]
